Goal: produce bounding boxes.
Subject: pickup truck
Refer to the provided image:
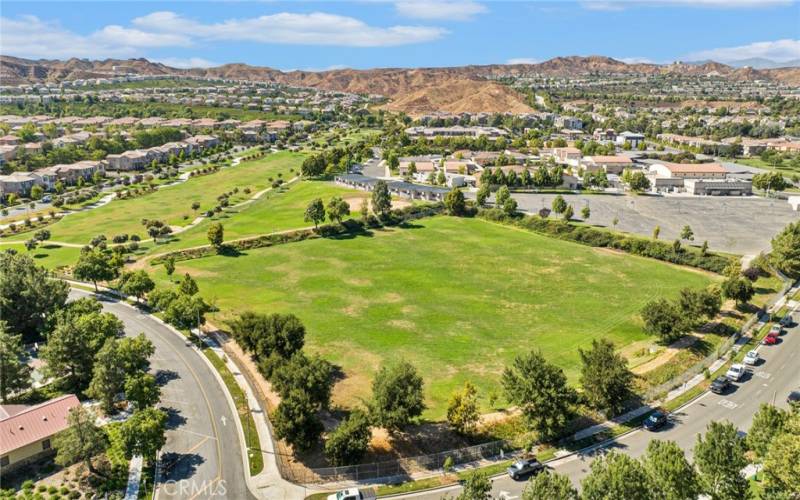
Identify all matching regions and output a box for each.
[327,488,376,500]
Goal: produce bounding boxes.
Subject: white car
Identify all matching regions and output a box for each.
[744,350,760,366]
[726,363,746,381]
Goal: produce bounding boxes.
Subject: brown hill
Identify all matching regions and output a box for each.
[3,55,799,114]
[381,79,533,116]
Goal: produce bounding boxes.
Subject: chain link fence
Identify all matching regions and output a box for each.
[278,439,517,485]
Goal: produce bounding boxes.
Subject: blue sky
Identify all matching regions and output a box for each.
[1,1,798,70]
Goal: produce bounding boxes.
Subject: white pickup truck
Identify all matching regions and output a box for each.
[327,488,377,500]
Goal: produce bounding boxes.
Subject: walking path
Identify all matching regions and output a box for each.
[123,455,143,500]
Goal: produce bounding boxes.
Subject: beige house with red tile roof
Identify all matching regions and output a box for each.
[0,395,80,475]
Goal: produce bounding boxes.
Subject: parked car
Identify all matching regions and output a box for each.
[643,411,668,431]
[42,195,52,203]
[788,390,800,405]
[779,315,793,327]
[744,350,760,366]
[507,458,544,480]
[763,332,780,345]
[711,376,732,394]
[726,363,746,382]
[769,324,784,336]
[327,488,376,500]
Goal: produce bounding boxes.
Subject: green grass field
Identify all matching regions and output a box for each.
[141,180,367,255]
[1,241,82,269]
[152,216,715,419]
[8,151,304,246]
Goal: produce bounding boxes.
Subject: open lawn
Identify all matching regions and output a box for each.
[1,241,82,269]
[7,151,304,246]
[141,180,367,256]
[152,216,716,419]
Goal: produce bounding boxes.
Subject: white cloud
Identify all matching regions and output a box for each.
[506,58,540,65]
[0,10,446,60]
[618,56,655,64]
[153,57,218,69]
[394,1,487,21]
[687,39,800,63]
[581,0,790,10]
[132,11,447,47]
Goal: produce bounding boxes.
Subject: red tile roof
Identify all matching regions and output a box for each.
[0,395,80,455]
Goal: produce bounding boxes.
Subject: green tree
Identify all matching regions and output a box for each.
[125,373,161,410]
[770,221,800,278]
[551,195,567,214]
[579,338,634,415]
[642,440,700,500]
[502,196,518,216]
[87,338,126,414]
[457,471,491,500]
[753,171,787,196]
[119,270,155,303]
[304,198,326,229]
[227,312,305,375]
[30,184,44,201]
[326,196,350,224]
[581,451,652,500]
[273,388,324,452]
[73,247,121,292]
[163,293,209,329]
[370,360,426,432]
[271,353,333,410]
[178,273,199,296]
[562,204,574,221]
[761,412,800,497]
[581,206,590,220]
[678,287,722,325]
[476,183,490,207]
[694,421,749,500]
[163,256,176,277]
[371,180,392,216]
[324,410,372,466]
[444,188,466,216]
[53,406,107,475]
[119,408,168,460]
[446,382,479,435]
[495,185,511,206]
[502,350,576,440]
[207,222,224,249]
[0,252,69,340]
[628,171,651,192]
[653,226,661,240]
[681,225,694,241]
[522,471,578,500]
[0,322,32,402]
[747,403,788,460]
[41,309,124,390]
[721,274,755,308]
[640,299,688,344]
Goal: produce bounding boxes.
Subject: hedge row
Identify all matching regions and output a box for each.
[152,202,445,264]
[479,208,733,274]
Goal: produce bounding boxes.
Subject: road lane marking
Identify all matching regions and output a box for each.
[755,371,771,379]
[719,399,738,409]
[221,416,227,426]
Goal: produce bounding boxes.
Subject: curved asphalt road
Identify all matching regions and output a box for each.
[404,304,800,499]
[70,290,255,500]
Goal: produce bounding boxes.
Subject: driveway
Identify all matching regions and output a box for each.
[70,290,255,499]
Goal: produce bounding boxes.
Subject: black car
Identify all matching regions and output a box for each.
[788,390,800,405]
[507,458,544,480]
[643,411,667,431]
[711,376,731,394]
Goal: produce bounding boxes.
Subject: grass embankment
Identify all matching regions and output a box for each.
[151,215,713,419]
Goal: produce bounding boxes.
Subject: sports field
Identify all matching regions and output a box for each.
[152,216,715,419]
[7,151,304,246]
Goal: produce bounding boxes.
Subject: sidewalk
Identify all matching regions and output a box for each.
[124,455,143,500]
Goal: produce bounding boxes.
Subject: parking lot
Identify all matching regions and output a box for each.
[505,192,799,257]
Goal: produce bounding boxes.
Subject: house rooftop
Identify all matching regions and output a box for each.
[0,395,80,455]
